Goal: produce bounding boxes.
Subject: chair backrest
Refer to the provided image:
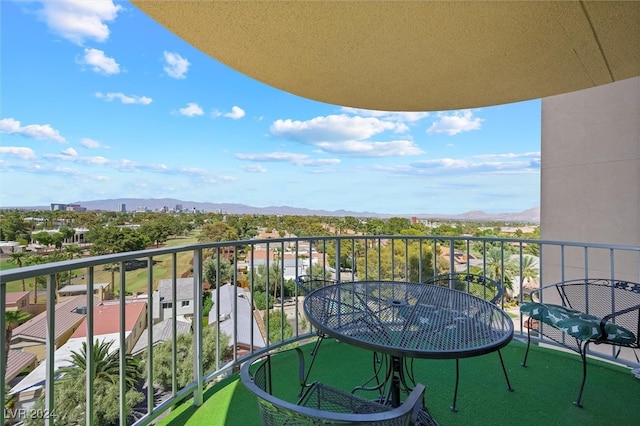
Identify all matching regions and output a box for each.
[241,348,425,425]
[423,272,502,304]
[296,274,337,295]
[552,278,640,343]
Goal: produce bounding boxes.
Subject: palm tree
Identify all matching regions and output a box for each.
[518,255,539,284]
[483,246,518,292]
[8,252,28,291]
[4,310,31,375]
[64,244,84,286]
[57,340,141,389]
[24,254,45,304]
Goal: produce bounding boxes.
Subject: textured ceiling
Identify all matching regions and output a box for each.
[132,1,640,111]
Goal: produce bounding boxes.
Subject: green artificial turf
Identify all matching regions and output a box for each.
[157,339,639,426]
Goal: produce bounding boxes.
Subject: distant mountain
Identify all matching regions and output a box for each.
[82,198,541,223]
[6,198,540,223]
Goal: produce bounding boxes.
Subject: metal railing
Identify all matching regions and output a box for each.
[1,235,639,425]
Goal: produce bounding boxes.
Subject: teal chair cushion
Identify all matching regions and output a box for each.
[521,302,636,345]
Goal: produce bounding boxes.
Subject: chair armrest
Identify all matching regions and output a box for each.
[599,303,640,343]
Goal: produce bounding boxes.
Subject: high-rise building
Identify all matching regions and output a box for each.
[50,203,67,211]
[118,203,127,212]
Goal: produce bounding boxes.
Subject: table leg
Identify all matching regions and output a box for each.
[391,356,402,407]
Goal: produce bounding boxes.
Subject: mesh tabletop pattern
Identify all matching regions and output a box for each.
[303,281,514,359]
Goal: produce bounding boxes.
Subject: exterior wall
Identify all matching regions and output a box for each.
[540,77,640,284]
[125,304,148,352]
[152,292,193,322]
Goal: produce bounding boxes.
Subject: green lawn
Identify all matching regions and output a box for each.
[0,232,199,295]
[158,339,640,426]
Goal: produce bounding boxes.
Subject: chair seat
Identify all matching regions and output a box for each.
[298,383,390,414]
[520,302,636,344]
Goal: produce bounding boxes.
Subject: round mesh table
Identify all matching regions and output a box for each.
[303,280,514,407]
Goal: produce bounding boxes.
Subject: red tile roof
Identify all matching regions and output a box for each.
[70,300,147,338]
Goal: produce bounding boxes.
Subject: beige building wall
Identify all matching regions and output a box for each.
[540,77,640,284]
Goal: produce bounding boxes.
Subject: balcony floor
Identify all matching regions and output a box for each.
[157,339,639,425]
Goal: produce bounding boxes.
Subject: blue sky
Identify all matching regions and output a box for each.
[1,1,541,215]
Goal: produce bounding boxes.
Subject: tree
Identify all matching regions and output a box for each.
[32,231,53,248]
[58,226,76,244]
[0,211,29,242]
[140,220,170,248]
[23,254,46,304]
[483,246,518,292]
[87,225,151,255]
[266,310,292,345]
[197,222,238,243]
[8,252,28,291]
[203,258,234,288]
[57,340,141,388]
[4,310,30,377]
[150,326,231,389]
[25,340,144,426]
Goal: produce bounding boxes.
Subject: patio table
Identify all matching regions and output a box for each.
[303,280,514,408]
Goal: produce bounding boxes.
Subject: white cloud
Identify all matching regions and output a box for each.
[341,107,430,123]
[0,147,37,160]
[38,0,122,45]
[80,138,107,149]
[163,51,190,79]
[79,48,120,75]
[427,110,483,135]
[235,152,341,167]
[315,140,424,157]
[95,92,152,104]
[178,103,204,117]
[406,152,540,176]
[270,114,407,143]
[224,106,245,119]
[240,164,267,173]
[0,118,66,143]
[269,114,423,157]
[62,147,78,156]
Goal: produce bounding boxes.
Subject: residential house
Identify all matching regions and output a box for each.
[131,318,192,356]
[10,295,94,360]
[5,291,29,311]
[69,299,147,353]
[152,278,196,323]
[209,284,265,355]
[5,349,37,384]
[57,282,111,301]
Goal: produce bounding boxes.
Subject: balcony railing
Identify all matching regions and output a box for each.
[1,235,639,425]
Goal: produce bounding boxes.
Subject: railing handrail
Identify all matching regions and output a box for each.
[3,235,639,284]
[2,233,639,425]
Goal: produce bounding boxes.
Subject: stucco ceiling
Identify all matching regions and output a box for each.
[132,1,640,111]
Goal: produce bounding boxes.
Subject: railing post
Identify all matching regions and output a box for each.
[45,273,56,426]
[146,257,154,415]
[0,285,6,413]
[85,266,95,426]
[171,253,178,397]
[335,237,341,282]
[119,262,127,425]
[193,248,204,406]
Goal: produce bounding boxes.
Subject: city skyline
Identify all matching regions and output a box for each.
[1,1,541,215]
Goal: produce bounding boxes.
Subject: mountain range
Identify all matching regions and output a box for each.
[17,198,539,223]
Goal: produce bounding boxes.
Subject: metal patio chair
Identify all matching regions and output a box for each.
[296,275,338,356]
[240,346,431,425]
[422,273,514,412]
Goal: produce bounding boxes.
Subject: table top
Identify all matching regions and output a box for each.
[303,280,514,360]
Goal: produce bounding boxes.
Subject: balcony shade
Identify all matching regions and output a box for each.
[131,1,640,111]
